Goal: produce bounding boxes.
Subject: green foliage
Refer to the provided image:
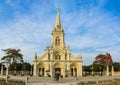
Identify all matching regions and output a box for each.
[83,64,106,72]
[79,82,85,85]
[83,65,91,72]
[88,81,96,84]
[65,75,68,77]
[0,78,6,81]
[8,79,21,83]
[77,81,95,85]
[0,63,1,70]
[47,73,51,77]
[92,64,106,72]
[113,62,120,71]
[9,62,32,71]
[9,62,22,71]
[0,78,25,85]
[21,74,24,76]
[1,48,23,64]
[22,62,32,71]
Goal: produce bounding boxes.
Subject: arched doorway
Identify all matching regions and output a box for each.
[70,63,77,77]
[37,63,45,77]
[53,62,63,76]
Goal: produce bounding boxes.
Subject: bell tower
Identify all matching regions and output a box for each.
[51,9,65,50]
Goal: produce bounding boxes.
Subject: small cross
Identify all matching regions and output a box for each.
[57,8,60,13]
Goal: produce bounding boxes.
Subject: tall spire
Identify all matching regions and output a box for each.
[55,8,61,27]
[34,52,37,61]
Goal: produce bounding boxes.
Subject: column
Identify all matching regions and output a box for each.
[44,68,47,77]
[80,63,83,76]
[21,67,24,75]
[106,65,109,76]
[50,63,53,77]
[73,68,74,77]
[112,65,114,76]
[14,66,16,75]
[77,63,82,76]
[30,67,32,76]
[76,64,81,76]
[77,67,80,77]
[1,65,3,75]
[6,67,9,76]
[77,67,82,76]
[33,62,37,76]
[92,71,94,76]
[51,51,53,60]
[67,63,70,76]
[61,68,65,77]
[62,63,65,77]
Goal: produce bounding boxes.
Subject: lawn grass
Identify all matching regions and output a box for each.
[77,79,120,85]
[0,78,25,85]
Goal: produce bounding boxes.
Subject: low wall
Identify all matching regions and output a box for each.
[114,71,120,76]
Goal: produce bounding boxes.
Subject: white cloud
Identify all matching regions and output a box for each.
[62,1,120,64]
[0,1,120,65]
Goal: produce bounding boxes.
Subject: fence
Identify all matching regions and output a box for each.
[0,71,32,76]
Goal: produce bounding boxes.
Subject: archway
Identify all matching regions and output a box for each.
[53,62,63,76]
[70,63,78,77]
[37,63,45,77]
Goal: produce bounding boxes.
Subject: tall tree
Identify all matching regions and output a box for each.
[113,62,120,71]
[1,48,23,64]
[93,53,113,66]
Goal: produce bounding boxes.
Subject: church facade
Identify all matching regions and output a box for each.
[33,10,82,77]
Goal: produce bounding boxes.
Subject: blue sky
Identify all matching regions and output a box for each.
[0,0,120,65]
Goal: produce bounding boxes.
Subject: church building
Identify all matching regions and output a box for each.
[33,9,82,77]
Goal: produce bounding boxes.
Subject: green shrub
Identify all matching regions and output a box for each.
[88,81,96,84]
[21,74,24,76]
[0,78,25,85]
[79,82,85,85]
[47,73,51,77]
[65,75,68,77]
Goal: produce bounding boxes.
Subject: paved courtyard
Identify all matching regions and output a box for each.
[1,75,120,85]
[27,77,76,85]
[27,76,120,85]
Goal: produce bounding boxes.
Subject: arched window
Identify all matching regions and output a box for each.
[54,53,61,60]
[55,37,60,46]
